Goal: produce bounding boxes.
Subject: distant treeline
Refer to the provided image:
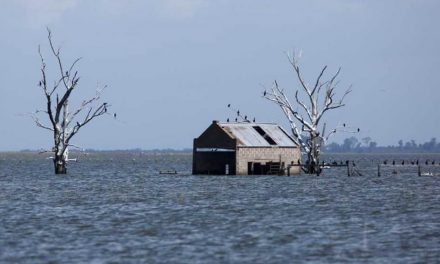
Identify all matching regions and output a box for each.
[325,137,440,153]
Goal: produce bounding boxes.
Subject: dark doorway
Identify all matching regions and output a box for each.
[248,162,283,175]
[248,162,270,175]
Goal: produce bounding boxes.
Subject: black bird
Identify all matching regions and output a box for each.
[244,115,247,120]
[357,128,360,132]
[263,90,267,96]
[343,123,346,127]
[392,160,395,165]
[253,118,256,122]
[402,160,405,165]
[227,118,229,122]
[425,160,429,165]
[38,81,42,87]
[383,160,387,165]
[228,104,231,108]
[411,161,414,165]
[416,160,419,165]
[235,118,238,122]
[432,160,435,165]
[237,110,240,116]
[76,122,80,127]
[297,159,301,165]
[114,113,117,118]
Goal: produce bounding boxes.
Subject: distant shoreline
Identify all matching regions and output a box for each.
[2,150,440,155]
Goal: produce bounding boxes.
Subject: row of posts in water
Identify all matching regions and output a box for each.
[294,159,438,177]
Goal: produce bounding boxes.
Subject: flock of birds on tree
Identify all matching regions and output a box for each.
[224,103,361,137]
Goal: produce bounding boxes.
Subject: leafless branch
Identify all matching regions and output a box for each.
[263,51,352,172]
[33,28,111,174]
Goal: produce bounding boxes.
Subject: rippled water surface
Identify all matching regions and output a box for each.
[1,152,440,263]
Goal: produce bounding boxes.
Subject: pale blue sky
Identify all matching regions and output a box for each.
[0,0,439,150]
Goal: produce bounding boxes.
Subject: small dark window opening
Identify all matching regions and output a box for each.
[253,126,277,145]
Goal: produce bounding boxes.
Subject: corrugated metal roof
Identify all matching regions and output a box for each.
[217,122,296,147]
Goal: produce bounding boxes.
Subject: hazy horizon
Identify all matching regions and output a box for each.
[1,0,439,151]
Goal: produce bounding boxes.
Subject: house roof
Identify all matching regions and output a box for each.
[216,122,297,147]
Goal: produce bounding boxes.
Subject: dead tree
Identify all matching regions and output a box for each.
[32,29,109,174]
[264,52,353,174]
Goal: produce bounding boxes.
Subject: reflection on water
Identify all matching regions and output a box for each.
[0,152,439,263]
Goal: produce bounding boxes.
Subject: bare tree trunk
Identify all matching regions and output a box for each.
[263,52,354,175]
[54,156,67,174]
[31,28,110,175]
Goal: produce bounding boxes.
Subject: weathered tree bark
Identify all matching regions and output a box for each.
[54,156,67,174]
[263,51,354,175]
[31,28,110,174]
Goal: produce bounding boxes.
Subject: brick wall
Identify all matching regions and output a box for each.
[236,147,301,175]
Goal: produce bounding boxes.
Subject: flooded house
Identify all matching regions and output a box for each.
[193,120,301,175]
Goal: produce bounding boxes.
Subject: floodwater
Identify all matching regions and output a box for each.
[1,152,439,263]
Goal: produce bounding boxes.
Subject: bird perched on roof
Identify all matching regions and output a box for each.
[235,118,238,122]
[237,110,240,116]
[227,118,229,122]
[244,115,247,120]
[263,90,267,96]
[357,128,360,132]
[253,118,256,122]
